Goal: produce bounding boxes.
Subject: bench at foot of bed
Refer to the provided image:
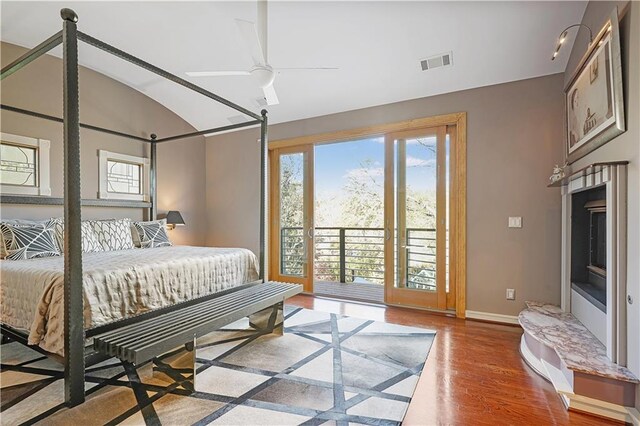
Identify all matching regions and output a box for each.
[93,281,300,392]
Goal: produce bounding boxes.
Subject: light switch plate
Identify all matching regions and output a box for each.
[508,217,522,228]
[506,288,516,300]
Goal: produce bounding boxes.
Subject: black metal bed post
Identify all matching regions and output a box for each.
[149,134,157,221]
[61,8,85,406]
[260,109,268,282]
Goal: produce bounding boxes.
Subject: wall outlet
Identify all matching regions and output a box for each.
[506,288,516,300]
[508,217,522,228]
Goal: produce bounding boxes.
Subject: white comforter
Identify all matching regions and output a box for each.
[0,246,259,355]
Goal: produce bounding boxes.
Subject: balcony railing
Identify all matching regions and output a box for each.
[280,227,437,290]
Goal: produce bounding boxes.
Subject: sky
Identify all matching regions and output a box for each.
[311,136,441,226]
[314,136,438,196]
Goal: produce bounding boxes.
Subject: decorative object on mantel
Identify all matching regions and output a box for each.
[564,7,625,164]
[547,161,628,188]
[549,161,568,184]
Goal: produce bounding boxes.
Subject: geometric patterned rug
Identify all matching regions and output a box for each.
[0,307,435,425]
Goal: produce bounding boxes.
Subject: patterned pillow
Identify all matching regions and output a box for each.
[0,219,50,258]
[49,218,103,253]
[90,219,135,251]
[132,219,172,248]
[0,221,61,260]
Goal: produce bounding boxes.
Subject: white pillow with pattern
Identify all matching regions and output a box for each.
[49,218,103,253]
[90,218,135,251]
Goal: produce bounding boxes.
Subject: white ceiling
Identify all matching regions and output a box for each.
[1,1,586,132]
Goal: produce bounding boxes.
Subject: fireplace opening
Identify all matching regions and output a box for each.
[571,187,607,312]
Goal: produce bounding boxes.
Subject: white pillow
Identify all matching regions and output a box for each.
[49,218,103,253]
[90,218,135,251]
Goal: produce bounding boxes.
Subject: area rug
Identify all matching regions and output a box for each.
[0,307,435,425]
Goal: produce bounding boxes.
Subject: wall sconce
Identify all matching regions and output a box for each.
[551,23,593,61]
[165,210,185,230]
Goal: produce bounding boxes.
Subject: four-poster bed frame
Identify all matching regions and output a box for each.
[0,8,271,406]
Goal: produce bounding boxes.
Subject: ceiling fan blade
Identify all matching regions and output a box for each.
[257,0,268,61]
[236,18,266,66]
[263,83,279,106]
[186,71,251,77]
[275,67,340,71]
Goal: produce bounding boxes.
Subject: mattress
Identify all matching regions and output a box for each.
[0,246,259,356]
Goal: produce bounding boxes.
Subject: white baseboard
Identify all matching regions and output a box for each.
[465,310,520,325]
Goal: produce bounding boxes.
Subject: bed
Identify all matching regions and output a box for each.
[0,246,259,356]
[1,8,270,405]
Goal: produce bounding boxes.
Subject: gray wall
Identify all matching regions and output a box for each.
[0,42,207,245]
[206,73,566,317]
[564,0,640,384]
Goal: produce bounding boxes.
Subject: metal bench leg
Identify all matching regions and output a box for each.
[152,335,196,393]
[249,301,284,335]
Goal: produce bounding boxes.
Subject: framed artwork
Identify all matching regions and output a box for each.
[565,7,625,164]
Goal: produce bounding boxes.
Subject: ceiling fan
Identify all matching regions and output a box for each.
[186,0,338,106]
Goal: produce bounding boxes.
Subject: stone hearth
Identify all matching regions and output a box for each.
[519,301,639,423]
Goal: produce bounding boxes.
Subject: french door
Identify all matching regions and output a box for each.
[269,145,314,293]
[269,115,464,314]
[384,126,451,310]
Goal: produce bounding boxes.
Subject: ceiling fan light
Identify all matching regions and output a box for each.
[251,67,276,88]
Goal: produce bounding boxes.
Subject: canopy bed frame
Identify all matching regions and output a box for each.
[0,9,273,407]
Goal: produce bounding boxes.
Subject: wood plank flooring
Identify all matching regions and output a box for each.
[288,294,619,425]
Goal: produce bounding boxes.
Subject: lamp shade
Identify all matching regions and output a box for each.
[165,210,185,226]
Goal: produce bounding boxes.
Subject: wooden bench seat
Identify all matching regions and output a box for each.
[93,281,301,365]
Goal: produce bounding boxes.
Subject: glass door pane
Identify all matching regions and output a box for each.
[271,146,314,292]
[279,152,307,277]
[395,135,437,291]
[385,126,448,309]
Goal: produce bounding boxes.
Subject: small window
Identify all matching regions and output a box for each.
[0,132,51,196]
[107,160,142,195]
[99,150,149,201]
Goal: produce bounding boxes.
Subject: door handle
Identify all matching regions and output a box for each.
[307,227,314,239]
[385,228,391,241]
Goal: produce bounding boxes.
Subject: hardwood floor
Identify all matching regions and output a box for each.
[288,294,619,425]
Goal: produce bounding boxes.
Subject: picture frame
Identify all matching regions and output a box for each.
[564,7,625,164]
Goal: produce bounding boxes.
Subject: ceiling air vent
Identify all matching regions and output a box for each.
[227,115,250,125]
[420,52,453,71]
[254,97,268,108]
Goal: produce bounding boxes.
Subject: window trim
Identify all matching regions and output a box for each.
[99,150,150,201]
[0,132,51,196]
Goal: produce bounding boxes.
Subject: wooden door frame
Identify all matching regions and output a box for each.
[269,112,467,318]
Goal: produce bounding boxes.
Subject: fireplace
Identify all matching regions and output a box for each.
[559,162,628,363]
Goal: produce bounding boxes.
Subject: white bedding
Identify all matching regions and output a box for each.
[0,246,259,355]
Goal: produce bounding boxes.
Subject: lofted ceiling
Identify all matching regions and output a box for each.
[1,1,586,132]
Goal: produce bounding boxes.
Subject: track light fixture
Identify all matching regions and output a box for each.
[551,23,593,61]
